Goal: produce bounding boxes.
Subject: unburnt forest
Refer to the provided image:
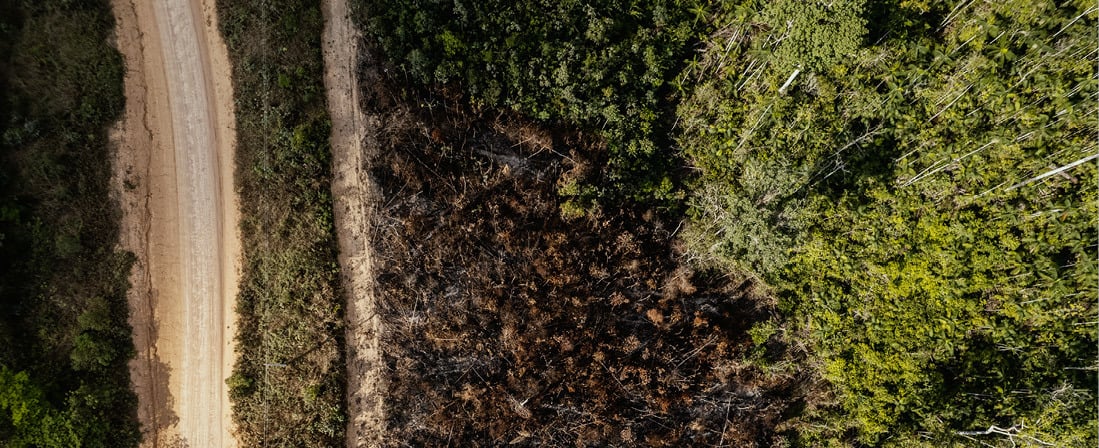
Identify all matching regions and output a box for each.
[358,0,1097,446]
[0,0,139,446]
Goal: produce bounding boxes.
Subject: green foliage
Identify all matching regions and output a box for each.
[762,0,867,72]
[0,0,139,445]
[0,368,80,447]
[217,0,346,445]
[676,0,869,275]
[677,0,1097,444]
[359,0,706,203]
[790,188,1097,444]
[70,297,133,372]
[225,372,254,399]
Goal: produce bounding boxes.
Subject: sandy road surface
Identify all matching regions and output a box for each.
[322,0,386,445]
[110,0,241,446]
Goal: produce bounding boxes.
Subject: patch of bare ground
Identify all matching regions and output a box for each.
[322,0,385,445]
[359,66,813,445]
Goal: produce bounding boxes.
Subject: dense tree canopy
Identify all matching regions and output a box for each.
[677,0,1097,444]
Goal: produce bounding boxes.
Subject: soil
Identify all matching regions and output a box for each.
[321,0,386,445]
[109,0,241,446]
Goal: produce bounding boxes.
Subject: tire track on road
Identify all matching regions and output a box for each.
[111,0,241,446]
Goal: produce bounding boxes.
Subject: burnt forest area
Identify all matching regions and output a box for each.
[363,50,812,447]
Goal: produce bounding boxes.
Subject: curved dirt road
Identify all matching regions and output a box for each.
[111,0,240,446]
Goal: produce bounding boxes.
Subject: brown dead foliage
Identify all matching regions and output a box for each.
[365,75,805,447]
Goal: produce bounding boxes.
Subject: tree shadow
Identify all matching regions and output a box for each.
[131,284,182,447]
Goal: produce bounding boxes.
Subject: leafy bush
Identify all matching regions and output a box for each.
[762,0,867,72]
[0,368,81,447]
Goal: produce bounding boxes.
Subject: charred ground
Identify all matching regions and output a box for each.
[364,69,809,446]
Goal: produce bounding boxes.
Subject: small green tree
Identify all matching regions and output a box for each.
[0,367,80,447]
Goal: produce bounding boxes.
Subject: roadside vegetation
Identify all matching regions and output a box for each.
[360,0,1096,446]
[217,0,346,445]
[0,0,139,446]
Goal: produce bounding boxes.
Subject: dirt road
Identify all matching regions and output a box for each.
[321,0,386,445]
[110,0,241,446]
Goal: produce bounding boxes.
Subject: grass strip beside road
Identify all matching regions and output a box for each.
[216,0,346,445]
